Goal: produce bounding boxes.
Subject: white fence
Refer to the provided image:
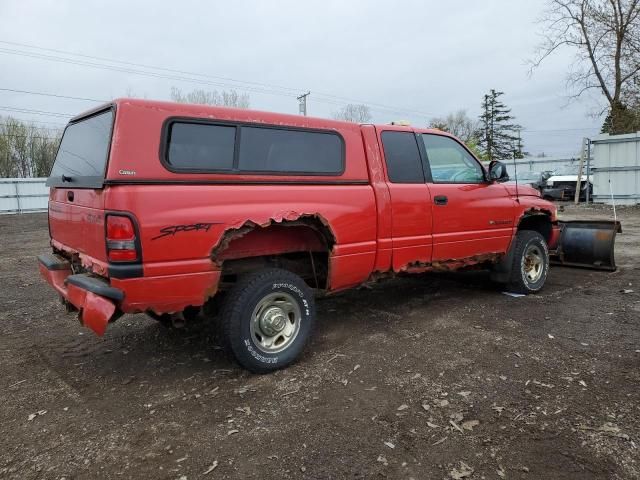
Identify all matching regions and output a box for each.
[504,155,585,177]
[0,178,48,214]
[591,132,640,205]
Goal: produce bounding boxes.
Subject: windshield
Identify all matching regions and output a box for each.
[47,109,114,188]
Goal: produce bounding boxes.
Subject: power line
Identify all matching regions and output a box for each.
[0,87,106,103]
[0,39,604,133]
[523,127,597,133]
[0,115,67,128]
[0,133,60,140]
[0,39,302,95]
[0,106,72,118]
[523,133,597,139]
[0,40,437,117]
[0,47,301,98]
[0,40,611,127]
[0,93,599,138]
[0,118,66,127]
[0,40,441,119]
[311,92,438,118]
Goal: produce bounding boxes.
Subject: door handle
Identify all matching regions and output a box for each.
[67,191,74,202]
[434,195,448,206]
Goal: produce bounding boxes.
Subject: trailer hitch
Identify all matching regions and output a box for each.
[551,220,622,271]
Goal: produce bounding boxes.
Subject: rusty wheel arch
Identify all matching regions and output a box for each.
[210,213,336,262]
[516,208,554,243]
[209,213,337,290]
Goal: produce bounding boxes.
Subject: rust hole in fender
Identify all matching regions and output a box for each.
[210,212,336,265]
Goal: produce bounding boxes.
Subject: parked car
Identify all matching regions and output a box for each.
[542,174,592,201]
[38,99,614,372]
[506,170,553,192]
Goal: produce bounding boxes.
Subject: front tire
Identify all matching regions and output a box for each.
[507,230,549,294]
[220,268,315,373]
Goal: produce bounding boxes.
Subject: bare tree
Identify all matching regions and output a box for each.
[332,104,372,123]
[428,110,480,143]
[531,0,640,133]
[170,87,250,109]
[0,120,15,178]
[31,130,61,177]
[0,116,61,178]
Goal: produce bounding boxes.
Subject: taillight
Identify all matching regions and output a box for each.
[106,215,139,262]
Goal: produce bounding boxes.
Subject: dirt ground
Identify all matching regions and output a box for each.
[1,204,638,480]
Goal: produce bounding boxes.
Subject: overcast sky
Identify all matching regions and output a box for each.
[0,0,606,156]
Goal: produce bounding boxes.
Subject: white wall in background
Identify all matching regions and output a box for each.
[0,178,48,214]
[591,133,640,205]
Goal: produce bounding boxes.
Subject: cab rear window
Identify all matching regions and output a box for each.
[163,120,344,175]
[47,109,114,188]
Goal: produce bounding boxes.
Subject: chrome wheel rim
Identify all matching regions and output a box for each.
[250,292,301,354]
[523,244,544,283]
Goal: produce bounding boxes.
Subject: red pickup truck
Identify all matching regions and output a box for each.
[38,99,618,372]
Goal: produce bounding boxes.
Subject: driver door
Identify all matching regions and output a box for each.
[418,133,516,262]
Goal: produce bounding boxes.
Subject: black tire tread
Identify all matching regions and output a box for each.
[220,268,314,373]
[507,230,549,294]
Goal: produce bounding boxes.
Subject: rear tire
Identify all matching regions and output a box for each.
[220,268,315,373]
[507,230,549,294]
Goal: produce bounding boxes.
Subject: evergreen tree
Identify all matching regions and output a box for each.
[600,101,640,134]
[477,90,522,160]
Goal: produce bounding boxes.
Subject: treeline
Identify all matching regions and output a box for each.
[0,117,61,178]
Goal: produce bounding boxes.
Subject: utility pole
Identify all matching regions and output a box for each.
[574,137,588,204]
[297,91,310,116]
[585,138,591,204]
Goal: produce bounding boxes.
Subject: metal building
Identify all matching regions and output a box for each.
[591,132,640,205]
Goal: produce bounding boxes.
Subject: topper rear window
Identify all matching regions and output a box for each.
[47,109,114,188]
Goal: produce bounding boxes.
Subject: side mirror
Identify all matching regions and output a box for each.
[489,160,509,183]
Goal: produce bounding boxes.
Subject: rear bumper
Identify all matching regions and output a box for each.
[38,252,222,334]
[38,253,121,336]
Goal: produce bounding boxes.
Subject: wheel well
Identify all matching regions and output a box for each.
[517,214,552,243]
[212,216,335,290]
[219,251,329,290]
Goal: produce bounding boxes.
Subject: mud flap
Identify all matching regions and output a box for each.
[551,220,622,271]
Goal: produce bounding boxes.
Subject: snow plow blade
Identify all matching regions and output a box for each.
[551,220,622,271]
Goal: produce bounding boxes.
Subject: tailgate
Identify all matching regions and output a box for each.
[48,188,108,263]
[46,107,114,268]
